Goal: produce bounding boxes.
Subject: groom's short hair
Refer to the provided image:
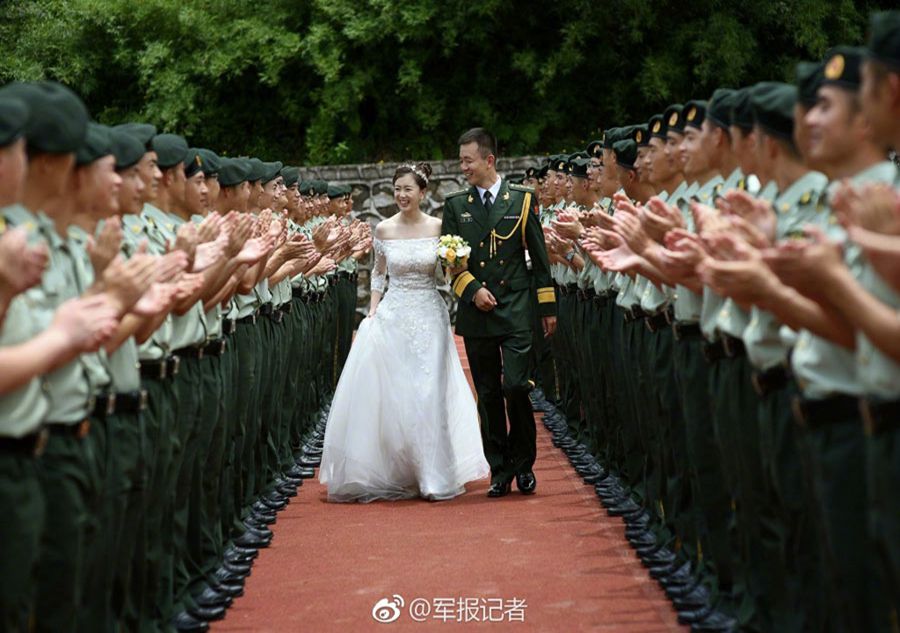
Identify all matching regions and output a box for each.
[458,127,497,159]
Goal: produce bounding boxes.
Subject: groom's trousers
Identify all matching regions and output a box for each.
[464,330,536,483]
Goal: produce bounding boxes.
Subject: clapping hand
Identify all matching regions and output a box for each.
[0,227,48,297]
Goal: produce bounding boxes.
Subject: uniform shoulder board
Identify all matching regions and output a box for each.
[444,189,469,199]
[799,190,813,205]
[508,183,535,193]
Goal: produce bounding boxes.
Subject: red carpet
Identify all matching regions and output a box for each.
[213,337,686,632]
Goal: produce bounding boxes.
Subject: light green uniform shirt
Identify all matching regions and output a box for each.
[742,172,828,371]
[673,179,716,323]
[123,210,172,360]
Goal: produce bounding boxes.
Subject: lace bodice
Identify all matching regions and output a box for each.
[370,237,440,293]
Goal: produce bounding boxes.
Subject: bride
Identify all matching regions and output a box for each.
[318,162,490,502]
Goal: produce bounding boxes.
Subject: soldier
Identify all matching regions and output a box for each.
[442,128,556,497]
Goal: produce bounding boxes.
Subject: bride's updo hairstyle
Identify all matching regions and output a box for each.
[392,162,432,190]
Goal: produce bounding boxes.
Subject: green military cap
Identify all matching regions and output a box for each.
[550,154,568,172]
[664,104,685,133]
[586,139,604,158]
[327,183,346,198]
[632,124,650,147]
[569,151,588,161]
[570,157,590,178]
[537,164,549,179]
[602,128,620,150]
[707,88,737,129]
[183,148,204,178]
[218,158,252,187]
[524,166,538,179]
[152,133,189,169]
[197,148,221,177]
[76,122,112,166]
[312,180,329,195]
[508,175,524,185]
[298,180,315,195]
[260,161,284,184]
[682,100,707,129]
[0,96,29,148]
[795,61,824,107]
[751,82,798,140]
[109,127,145,170]
[113,123,156,149]
[245,157,266,182]
[730,87,755,131]
[612,139,638,169]
[821,46,865,90]
[0,80,89,154]
[867,11,900,71]
[648,114,667,140]
[281,166,299,187]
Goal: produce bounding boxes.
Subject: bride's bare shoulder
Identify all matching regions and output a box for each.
[425,215,442,236]
[374,219,396,240]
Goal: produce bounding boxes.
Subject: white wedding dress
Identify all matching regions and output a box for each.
[319,236,490,502]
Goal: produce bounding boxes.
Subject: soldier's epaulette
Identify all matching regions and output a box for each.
[798,190,814,205]
[444,189,469,199]
[509,183,535,193]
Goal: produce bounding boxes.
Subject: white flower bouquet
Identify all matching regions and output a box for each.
[436,234,471,269]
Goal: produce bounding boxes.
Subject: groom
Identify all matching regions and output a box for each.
[442,128,557,497]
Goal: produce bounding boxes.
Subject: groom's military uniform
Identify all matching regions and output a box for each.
[441,178,556,490]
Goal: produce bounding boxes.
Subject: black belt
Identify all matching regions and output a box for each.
[860,398,900,436]
[140,356,180,380]
[672,321,702,341]
[337,270,354,281]
[202,338,227,356]
[702,339,727,363]
[222,319,237,336]
[280,302,292,314]
[46,420,92,440]
[751,364,791,397]
[623,306,646,322]
[237,313,257,325]
[645,309,670,332]
[577,288,595,301]
[0,428,48,457]
[259,303,274,316]
[722,335,746,358]
[292,287,305,299]
[593,293,609,308]
[173,344,206,359]
[791,394,860,429]
[93,390,149,417]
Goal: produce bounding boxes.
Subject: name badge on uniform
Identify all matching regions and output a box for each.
[460,212,474,223]
[502,215,519,220]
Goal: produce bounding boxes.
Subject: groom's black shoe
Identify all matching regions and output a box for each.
[515,471,536,495]
[487,480,512,498]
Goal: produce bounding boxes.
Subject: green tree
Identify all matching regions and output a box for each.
[0,0,891,164]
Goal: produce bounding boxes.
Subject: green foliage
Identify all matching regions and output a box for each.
[0,0,891,164]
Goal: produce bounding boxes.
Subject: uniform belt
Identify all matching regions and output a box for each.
[577,288,595,301]
[46,420,92,440]
[93,390,149,417]
[672,321,702,341]
[259,303,274,316]
[202,338,227,356]
[292,287,306,299]
[702,339,727,363]
[280,302,292,314]
[222,319,237,336]
[722,335,746,358]
[859,397,900,436]
[0,428,49,457]
[337,270,353,280]
[237,313,257,325]
[751,364,791,397]
[645,308,672,332]
[592,293,609,308]
[623,306,646,322]
[173,344,206,359]
[269,309,284,324]
[791,394,860,430]
[140,356,179,380]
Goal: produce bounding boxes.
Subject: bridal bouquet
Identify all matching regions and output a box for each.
[437,234,471,269]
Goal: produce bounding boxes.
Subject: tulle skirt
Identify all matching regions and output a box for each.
[318,287,490,502]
